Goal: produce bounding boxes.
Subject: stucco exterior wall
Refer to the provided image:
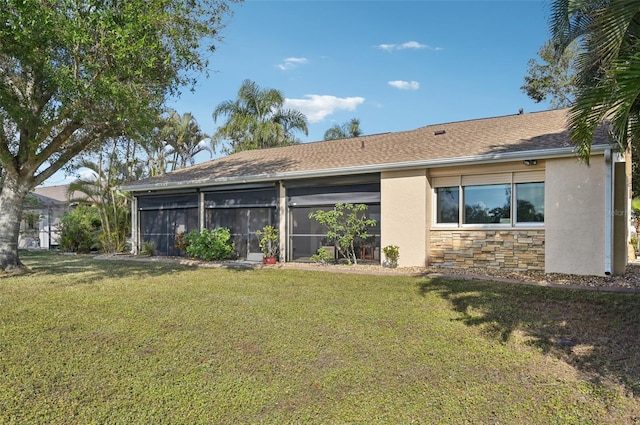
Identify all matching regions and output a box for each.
[381,169,428,267]
[545,155,606,276]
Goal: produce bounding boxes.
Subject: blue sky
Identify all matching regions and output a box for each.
[45,0,555,185]
[172,0,555,144]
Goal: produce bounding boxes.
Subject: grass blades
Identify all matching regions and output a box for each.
[0,252,639,424]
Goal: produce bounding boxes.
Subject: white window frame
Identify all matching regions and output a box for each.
[513,181,545,227]
[432,171,544,228]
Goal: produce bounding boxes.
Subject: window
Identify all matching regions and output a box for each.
[464,184,511,224]
[515,182,544,223]
[435,187,459,224]
[433,174,544,227]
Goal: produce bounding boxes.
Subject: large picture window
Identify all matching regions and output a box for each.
[463,184,511,224]
[433,173,544,227]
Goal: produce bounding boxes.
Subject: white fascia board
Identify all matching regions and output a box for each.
[122,145,609,194]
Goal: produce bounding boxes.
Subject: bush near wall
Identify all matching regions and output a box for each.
[58,206,102,253]
[182,227,235,261]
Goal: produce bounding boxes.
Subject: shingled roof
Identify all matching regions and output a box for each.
[123,109,612,192]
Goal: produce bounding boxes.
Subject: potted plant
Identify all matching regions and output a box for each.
[256,225,279,264]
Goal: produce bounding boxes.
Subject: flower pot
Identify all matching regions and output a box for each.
[262,256,277,265]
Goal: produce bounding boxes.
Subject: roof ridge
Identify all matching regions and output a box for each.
[413,108,569,131]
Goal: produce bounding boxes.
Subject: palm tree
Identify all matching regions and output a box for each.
[161,110,212,170]
[212,79,309,154]
[550,0,640,159]
[68,148,133,253]
[324,118,362,141]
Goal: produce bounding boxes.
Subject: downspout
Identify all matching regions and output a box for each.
[604,149,613,275]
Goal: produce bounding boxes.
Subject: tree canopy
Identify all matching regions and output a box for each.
[212,79,309,154]
[0,0,237,271]
[550,0,640,159]
[521,40,578,109]
[323,118,363,141]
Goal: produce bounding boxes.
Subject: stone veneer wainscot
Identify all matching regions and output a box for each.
[429,230,545,271]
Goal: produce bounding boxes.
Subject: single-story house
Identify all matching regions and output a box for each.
[21,184,80,249]
[121,109,631,276]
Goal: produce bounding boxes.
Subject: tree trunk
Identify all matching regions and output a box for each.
[0,175,30,272]
[350,241,357,265]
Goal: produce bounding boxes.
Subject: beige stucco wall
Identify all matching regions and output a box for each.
[545,155,606,275]
[380,169,428,267]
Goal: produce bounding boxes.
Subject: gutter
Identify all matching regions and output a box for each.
[121,144,612,194]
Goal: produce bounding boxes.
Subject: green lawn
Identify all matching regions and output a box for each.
[1,252,639,424]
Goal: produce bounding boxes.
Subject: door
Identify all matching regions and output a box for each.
[247,208,273,261]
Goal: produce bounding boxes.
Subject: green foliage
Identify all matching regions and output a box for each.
[0,0,236,271]
[550,0,640,160]
[255,225,279,258]
[58,206,102,253]
[521,40,578,108]
[183,227,235,261]
[309,203,376,265]
[212,79,309,154]
[68,152,133,253]
[382,245,400,268]
[632,197,640,213]
[5,251,640,423]
[323,118,362,140]
[140,241,157,257]
[310,247,335,264]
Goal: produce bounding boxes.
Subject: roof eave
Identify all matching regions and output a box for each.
[121,145,608,194]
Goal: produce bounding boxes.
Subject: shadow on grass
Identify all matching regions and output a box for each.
[19,251,196,284]
[418,276,640,397]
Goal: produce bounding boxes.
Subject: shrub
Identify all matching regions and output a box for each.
[140,241,157,256]
[383,245,400,268]
[58,205,102,253]
[255,225,279,258]
[310,247,334,264]
[309,203,376,265]
[183,227,235,261]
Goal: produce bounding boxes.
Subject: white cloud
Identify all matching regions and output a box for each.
[376,41,442,51]
[388,80,420,90]
[378,43,396,52]
[277,57,309,70]
[399,41,426,49]
[284,95,365,123]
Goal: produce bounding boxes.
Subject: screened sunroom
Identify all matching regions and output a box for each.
[136,187,277,259]
[285,181,381,262]
[203,187,277,261]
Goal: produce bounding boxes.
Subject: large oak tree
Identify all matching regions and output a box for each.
[0,0,237,271]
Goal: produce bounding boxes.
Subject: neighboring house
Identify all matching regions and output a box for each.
[20,184,79,250]
[121,109,630,276]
